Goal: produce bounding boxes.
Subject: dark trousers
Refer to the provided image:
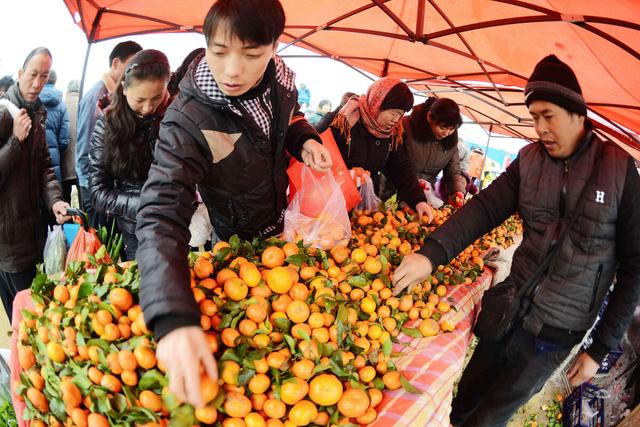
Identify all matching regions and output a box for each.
[121,230,138,262]
[451,326,573,427]
[79,185,110,230]
[0,266,36,323]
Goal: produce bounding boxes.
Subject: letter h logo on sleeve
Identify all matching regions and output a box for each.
[595,190,605,204]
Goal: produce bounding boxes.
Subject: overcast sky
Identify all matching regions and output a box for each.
[0,0,527,154]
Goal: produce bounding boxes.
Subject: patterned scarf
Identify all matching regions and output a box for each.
[331,77,405,150]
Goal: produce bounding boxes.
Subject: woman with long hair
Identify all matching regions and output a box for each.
[328,77,432,221]
[89,49,170,260]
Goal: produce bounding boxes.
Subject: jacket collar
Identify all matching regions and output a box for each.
[406,98,458,151]
[5,83,44,114]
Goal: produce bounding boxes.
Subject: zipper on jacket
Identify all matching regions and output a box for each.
[590,265,602,311]
[550,160,570,248]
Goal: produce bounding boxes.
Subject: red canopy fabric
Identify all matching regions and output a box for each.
[63,0,640,153]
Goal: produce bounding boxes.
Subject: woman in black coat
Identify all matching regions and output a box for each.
[89,49,170,260]
[328,78,431,220]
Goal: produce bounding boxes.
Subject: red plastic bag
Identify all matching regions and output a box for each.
[288,129,361,212]
[65,225,110,268]
[283,166,351,250]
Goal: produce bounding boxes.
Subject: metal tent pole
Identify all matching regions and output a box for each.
[479,124,493,190]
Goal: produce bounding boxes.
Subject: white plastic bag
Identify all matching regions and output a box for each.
[44,225,67,275]
[189,203,214,247]
[284,166,351,250]
[419,179,444,208]
[355,174,382,212]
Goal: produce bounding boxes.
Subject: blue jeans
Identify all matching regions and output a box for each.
[451,326,573,427]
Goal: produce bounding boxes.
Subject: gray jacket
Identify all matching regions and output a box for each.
[62,90,79,181]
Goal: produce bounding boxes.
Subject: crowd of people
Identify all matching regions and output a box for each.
[1,0,639,425]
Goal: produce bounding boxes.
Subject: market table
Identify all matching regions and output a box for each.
[10,268,493,427]
[373,268,493,427]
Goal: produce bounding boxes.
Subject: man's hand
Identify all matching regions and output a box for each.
[416,201,434,224]
[392,253,433,296]
[567,352,599,387]
[449,191,465,208]
[52,201,71,224]
[156,326,218,408]
[301,140,332,173]
[13,109,32,142]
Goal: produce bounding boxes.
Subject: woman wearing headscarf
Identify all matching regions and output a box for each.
[327,77,432,221]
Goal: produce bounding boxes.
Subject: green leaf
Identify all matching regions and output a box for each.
[401,327,423,338]
[138,369,168,391]
[297,329,311,342]
[273,317,291,331]
[237,368,256,387]
[349,379,367,390]
[347,275,368,288]
[400,374,422,394]
[76,282,94,299]
[49,397,67,420]
[219,349,242,363]
[373,377,385,390]
[283,334,297,354]
[111,393,128,414]
[382,337,392,357]
[284,253,308,268]
[229,234,241,251]
[169,404,195,427]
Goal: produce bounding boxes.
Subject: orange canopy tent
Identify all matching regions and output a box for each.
[63,0,640,153]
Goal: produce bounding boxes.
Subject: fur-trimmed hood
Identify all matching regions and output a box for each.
[405,98,459,151]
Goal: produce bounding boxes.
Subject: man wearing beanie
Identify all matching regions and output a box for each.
[393,54,640,426]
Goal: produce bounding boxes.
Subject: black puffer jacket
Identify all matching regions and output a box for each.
[329,122,426,209]
[137,54,320,339]
[0,84,63,272]
[88,106,164,235]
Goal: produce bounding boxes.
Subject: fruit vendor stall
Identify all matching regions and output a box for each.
[9,204,522,426]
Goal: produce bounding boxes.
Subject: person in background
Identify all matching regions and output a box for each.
[0,76,14,97]
[305,99,331,126]
[89,50,171,261]
[0,47,70,321]
[401,97,467,207]
[393,54,640,427]
[76,40,142,227]
[40,69,69,185]
[458,137,470,172]
[136,0,331,407]
[62,80,80,203]
[167,48,206,99]
[328,77,433,221]
[297,82,311,110]
[315,91,356,133]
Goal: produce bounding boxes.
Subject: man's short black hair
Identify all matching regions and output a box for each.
[109,41,143,67]
[429,97,463,128]
[0,75,14,91]
[48,70,57,85]
[203,0,285,47]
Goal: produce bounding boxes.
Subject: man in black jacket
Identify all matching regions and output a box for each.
[393,55,640,426]
[0,48,70,321]
[136,0,331,408]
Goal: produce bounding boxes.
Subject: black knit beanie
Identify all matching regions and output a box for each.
[524,54,587,116]
[380,82,414,112]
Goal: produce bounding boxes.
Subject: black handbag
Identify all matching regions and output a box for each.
[473,144,602,343]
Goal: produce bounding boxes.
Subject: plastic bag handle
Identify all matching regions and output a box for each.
[65,208,90,231]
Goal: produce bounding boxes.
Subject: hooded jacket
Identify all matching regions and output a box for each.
[0,84,63,272]
[137,54,320,339]
[40,84,69,182]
